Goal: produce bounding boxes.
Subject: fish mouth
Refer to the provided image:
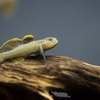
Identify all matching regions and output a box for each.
[54,38,58,45]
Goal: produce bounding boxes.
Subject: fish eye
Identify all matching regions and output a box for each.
[48,38,53,41]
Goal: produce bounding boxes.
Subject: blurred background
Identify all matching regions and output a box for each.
[0,0,100,65]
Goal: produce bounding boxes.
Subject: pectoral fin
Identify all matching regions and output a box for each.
[39,43,46,60]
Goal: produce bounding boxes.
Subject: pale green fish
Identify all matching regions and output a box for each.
[0,35,58,63]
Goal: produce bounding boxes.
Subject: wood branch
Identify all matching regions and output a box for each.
[0,55,100,100]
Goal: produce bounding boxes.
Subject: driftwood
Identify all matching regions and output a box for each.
[0,55,100,100]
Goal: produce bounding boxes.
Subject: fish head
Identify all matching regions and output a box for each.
[40,37,58,51]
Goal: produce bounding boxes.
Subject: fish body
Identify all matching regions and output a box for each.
[0,36,58,63]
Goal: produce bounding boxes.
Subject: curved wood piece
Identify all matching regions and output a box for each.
[0,55,100,100]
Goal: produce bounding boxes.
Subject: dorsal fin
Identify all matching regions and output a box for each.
[22,35,34,43]
[0,38,22,52]
[0,34,34,52]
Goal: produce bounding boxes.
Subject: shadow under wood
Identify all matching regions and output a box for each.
[1,82,99,100]
[0,82,48,100]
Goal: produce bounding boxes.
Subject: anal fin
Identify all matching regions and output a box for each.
[10,57,25,63]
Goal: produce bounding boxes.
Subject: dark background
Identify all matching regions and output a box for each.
[0,0,100,65]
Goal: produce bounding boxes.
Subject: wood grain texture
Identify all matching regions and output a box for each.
[0,55,100,100]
